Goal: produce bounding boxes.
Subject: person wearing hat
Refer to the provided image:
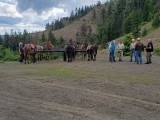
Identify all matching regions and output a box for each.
[145,39,153,64]
[135,38,144,64]
[130,38,136,62]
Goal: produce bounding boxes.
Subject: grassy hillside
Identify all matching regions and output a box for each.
[32,4,107,42]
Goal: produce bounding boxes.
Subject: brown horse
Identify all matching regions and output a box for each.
[80,43,88,59]
[43,41,54,60]
[86,44,98,61]
[24,44,36,64]
[19,42,36,64]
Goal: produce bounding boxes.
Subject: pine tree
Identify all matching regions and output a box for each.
[41,32,46,43]
[142,28,148,37]
[92,9,96,20]
[152,13,160,28]
[48,30,56,44]
[0,35,3,45]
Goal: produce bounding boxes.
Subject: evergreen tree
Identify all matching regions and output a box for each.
[152,13,160,28]
[45,22,50,30]
[92,9,96,20]
[22,29,28,43]
[41,32,46,43]
[0,35,3,45]
[142,28,148,37]
[2,32,10,48]
[101,8,106,23]
[48,30,56,44]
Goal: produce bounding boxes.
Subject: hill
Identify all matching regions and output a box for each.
[2,0,160,52]
[33,4,106,42]
[141,28,160,48]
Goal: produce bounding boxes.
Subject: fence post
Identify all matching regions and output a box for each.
[63,52,66,61]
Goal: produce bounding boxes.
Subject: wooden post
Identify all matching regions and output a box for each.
[63,52,66,61]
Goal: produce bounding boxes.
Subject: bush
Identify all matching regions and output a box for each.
[123,34,133,56]
[154,48,160,56]
[0,46,19,61]
[142,28,148,37]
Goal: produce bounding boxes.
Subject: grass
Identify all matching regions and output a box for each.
[0,61,158,85]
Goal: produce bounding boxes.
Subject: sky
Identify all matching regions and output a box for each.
[0,0,106,35]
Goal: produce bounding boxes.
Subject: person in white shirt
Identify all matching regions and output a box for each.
[117,40,125,61]
[130,38,136,62]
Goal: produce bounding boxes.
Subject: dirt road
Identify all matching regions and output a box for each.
[0,54,160,120]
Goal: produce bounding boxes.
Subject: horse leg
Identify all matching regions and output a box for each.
[28,55,30,64]
[33,54,36,63]
[24,54,27,64]
[67,54,70,62]
[84,52,87,59]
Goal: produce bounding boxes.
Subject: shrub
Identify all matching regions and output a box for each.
[154,48,160,56]
[142,28,148,37]
[123,34,133,56]
[0,46,19,61]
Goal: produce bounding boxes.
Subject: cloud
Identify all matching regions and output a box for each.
[16,0,63,14]
[16,0,106,14]
[0,16,22,25]
[0,2,22,18]
[0,0,107,35]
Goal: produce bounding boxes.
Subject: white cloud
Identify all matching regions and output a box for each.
[0,2,22,18]
[0,0,107,35]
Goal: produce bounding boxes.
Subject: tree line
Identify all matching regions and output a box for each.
[95,0,160,44]
[45,5,93,31]
[0,29,65,52]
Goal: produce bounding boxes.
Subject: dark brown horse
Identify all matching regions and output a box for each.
[86,44,98,61]
[43,41,54,60]
[65,43,75,62]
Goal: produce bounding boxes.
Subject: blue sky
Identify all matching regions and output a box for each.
[0,0,106,35]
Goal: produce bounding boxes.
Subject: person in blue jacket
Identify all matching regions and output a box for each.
[109,41,116,62]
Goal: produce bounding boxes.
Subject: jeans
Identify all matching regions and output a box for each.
[130,49,136,62]
[109,51,115,62]
[136,51,142,64]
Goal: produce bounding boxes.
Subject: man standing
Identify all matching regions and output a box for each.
[130,38,136,62]
[145,39,153,64]
[135,38,144,64]
[117,40,125,61]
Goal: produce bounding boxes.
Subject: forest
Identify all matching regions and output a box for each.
[0,0,160,60]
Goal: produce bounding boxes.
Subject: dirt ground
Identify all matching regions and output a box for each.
[0,52,160,120]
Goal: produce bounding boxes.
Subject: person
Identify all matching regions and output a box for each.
[109,41,116,62]
[145,39,153,64]
[135,38,144,64]
[117,40,125,61]
[130,38,136,62]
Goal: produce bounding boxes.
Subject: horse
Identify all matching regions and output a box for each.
[19,42,36,64]
[72,42,78,61]
[86,44,98,61]
[65,43,75,62]
[80,43,88,59]
[36,45,44,61]
[43,41,54,60]
[19,42,24,62]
